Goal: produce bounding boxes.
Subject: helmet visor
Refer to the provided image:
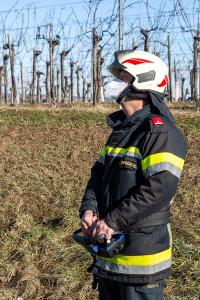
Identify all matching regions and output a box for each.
[108,50,135,80]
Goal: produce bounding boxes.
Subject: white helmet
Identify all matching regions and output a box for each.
[108,50,169,94]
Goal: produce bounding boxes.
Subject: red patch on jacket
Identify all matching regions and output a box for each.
[151,117,163,126]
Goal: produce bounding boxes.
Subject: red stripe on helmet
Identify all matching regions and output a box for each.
[157,75,168,87]
[121,58,153,65]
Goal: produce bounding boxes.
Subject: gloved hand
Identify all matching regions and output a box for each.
[81,210,98,237]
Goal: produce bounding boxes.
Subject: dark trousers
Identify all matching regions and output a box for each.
[98,278,166,300]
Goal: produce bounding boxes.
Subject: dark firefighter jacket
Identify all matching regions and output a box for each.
[80,104,187,284]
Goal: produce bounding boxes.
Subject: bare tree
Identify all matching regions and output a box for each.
[168,35,173,102]
[8,35,16,105]
[76,66,82,101]
[0,66,3,103]
[181,76,185,101]
[64,75,69,101]
[45,61,50,102]
[31,49,41,103]
[70,60,75,102]
[3,51,9,104]
[140,28,149,51]
[193,36,200,110]
[92,27,101,105]
[175,0,200,110]
[20,62,24,103]
[56,68,60,103]
[82,71,86,102]
[48,24,60,103]
[97,46,104,102]
[36,71,44,104]
[60,50,71,102]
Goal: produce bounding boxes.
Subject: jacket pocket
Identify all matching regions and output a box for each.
[121,225,170,255]
[110,158,138,204]
[137,225,165,234]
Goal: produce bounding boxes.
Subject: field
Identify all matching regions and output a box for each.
[0,103,199,299]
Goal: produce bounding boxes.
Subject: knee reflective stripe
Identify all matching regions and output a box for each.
[96,248,172,275]
[141,152,185,179]
[167,224,172,248]
[98,145,142,164]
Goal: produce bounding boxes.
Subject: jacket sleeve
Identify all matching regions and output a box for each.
[105,123,187,231]
[79,146,106,217]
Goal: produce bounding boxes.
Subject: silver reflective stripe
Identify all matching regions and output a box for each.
[107,151,141,159]
[97,146,142,164]
[143,162,182,178]
[167,223,172,248]
[96,258,171,275]
[107,146,141,159]
[170,197,174,205]
[107,152,124,158]
[126,151,141,159]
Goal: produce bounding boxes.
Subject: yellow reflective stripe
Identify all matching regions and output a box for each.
[141,152,184,171]
[127,146,141,156]
[100,145,108,158]
[108,146,123,154]
[98,248,171,267]
[107,146,141,156]
[99,145,141,158]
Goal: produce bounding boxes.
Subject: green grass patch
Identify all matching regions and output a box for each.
[0,109,106,128]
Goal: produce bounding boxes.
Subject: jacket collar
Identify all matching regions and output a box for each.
[149,91,175,123]
[107,105,151,130]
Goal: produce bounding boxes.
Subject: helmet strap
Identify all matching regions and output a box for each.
[116,82,148,104]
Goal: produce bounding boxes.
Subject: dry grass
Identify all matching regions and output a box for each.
[0,102,117,114]
[0,104,199,299]
[165,113,200,300]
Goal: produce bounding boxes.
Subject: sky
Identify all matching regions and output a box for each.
[0,0,200,98]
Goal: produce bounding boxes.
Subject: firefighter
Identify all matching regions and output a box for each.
[80,50,187,300]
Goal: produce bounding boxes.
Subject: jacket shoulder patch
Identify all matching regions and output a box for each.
[151,117,163,126]
[149,116,167,134]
